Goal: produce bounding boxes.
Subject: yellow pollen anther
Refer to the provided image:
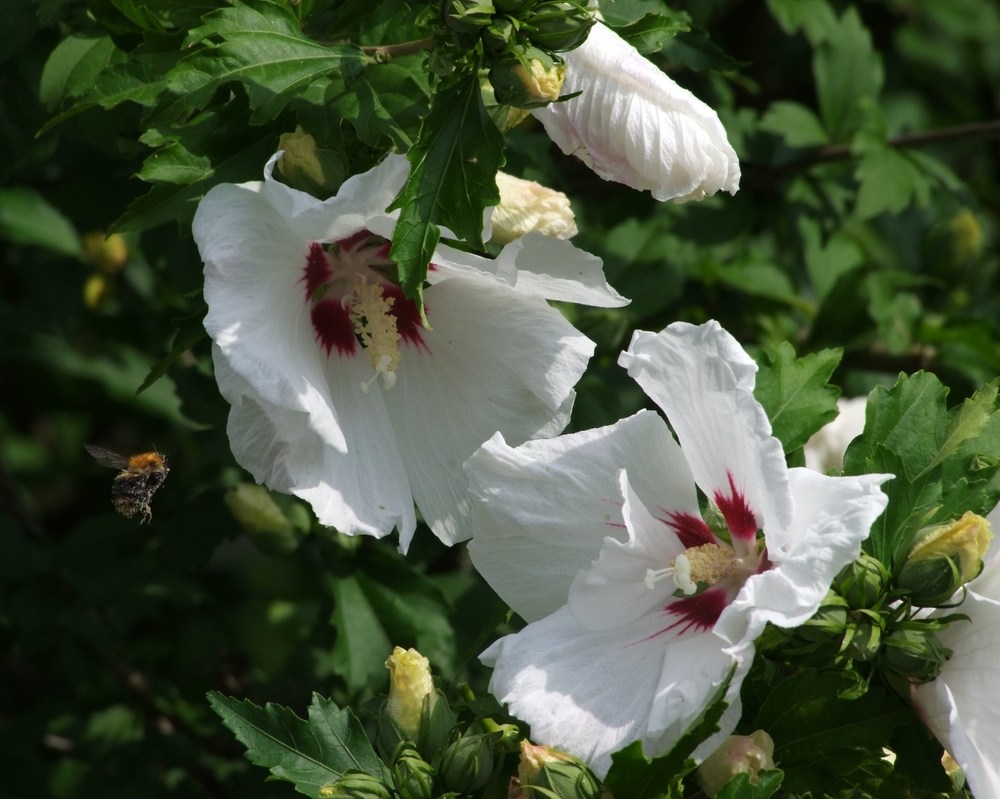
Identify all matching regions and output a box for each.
[673,543,738,588]
[349,277,401,391]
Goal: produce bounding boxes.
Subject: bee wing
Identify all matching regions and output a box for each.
[84,444,129,470]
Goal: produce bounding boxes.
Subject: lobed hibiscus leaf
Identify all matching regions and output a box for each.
[113,98,281,235]
[145,0,366,127]
[714,769,783,799]
[389,70,505,300]
[753,342,842,454]
[748,669,911,793]
[609,11,691,55]
[604,669,733,799]
[329,574,394,697]
[136,302,208,395]
[207,692,384,798]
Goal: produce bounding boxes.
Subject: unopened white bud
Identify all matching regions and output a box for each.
[698,731,775,797]
[489,172,578,245]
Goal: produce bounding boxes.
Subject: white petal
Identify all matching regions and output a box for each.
[619,321,792,545]
[803,396,868,473]
[196,182,346,452]
[568,469,696,631]
[501,232,628,307]
[261,152,410,243]
[532,23,740,202]
[466,411,692,622]
[715,468,890,649]
[217,346,417,543]
[913,568,1000,798]
[382,275,593,546]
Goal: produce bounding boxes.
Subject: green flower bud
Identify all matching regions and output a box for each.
[83,231,129,275]
[697,732,776,798]
[795,590,849,643]
[842,614,883,662]
[225,483,304,555]
[319,771,393,799]
[439,0,495,34]
[482,16,516,53]
[488,46,566,109]
[515,741,601,799]
[881,628,952,683]
[524,0,594,52]
[438,732,496,793]
[834,553,889,610]
[391,742,435,799]
[898,512,992,607]
[495,0,530,14]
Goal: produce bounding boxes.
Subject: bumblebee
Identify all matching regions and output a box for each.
[85,445,170,523]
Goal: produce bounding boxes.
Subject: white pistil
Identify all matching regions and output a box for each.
[645,543,742,596]
[349,277,401,391]
[643,556,696,595]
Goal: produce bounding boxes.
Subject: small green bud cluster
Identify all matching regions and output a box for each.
[438,0,594,55]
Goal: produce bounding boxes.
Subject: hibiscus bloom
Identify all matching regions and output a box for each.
[911,504,1000,798]
[468,321,890,775]
[194,153,625,551]
[531,23,741,203]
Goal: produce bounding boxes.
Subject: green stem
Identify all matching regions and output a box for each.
[362,35,439,62]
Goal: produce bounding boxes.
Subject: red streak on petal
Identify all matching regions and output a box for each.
[336,229,373,252]
[714,471,758,542]
[664,589,728,634]
[302,242,332,300]
[604,522,626,529]
[661,511,716,548]
[382,284,429,351]
[311,299,357,357]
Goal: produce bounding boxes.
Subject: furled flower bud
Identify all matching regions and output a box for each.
[440,0,496,34]
[697,732,775,798]
[482,16,517,52]
[83,231,128,275]
[489,172,577,245]
[881,628,952,683]
[841,613,883,662]
[489,46,566,109]
[319,771,393,799]
[513,741,601,799]
[276,127,347,198]
[391,742,436,799]
[834,553,889,610]
[438,733,496,793]
[225,483,304,555]
[386,647,436,741]
[950,209,983,263]
[898,512,993,607]
[794,590,848,644]
[524,0,595,52]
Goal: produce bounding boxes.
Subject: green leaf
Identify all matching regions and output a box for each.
[113,102,280,235]
[609,11,691,55]
[604,670,733,799]
[854,145,935,219]
[754,342,843,454]
[714,262,809,310]
[147,0,366,126]
[765,0,837,45]
[208,692,383,798]
[329,575,393,696]
[918,379,998,478]
[812,7,883,142]
[136,305,208,395]
[86,0,165,38]
[662,28,747,72]
[389,71,505,299]
[798,217,864,301]
[749,669,910,792]
[0,187,82,256]
[39,34,125,112]
[758,101,829,148]
[888,720,951,794]
[715,770,784,799]
[332,57,431,150]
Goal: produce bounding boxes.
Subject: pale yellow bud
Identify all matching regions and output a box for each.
[489,172,578,245]
[83,273,110,309]
[908,511,992,583]
[226,483,296,536]
[517,740,572,785]
[697,731,775,798]
[83,231,128,275]
[277,127,326,187]
[385,646,436,740]
[950,209,983,263]
[515,59,566,105]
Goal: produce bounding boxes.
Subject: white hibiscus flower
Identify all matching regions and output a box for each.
[467,320,890,776]
[194,153,626,551]
[531,23,741,203]
[911,503,1000,799]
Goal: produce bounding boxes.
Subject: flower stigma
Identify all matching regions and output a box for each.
[645,542,756,596]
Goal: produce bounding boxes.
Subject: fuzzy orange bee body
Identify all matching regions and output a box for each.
[85,445,170,523]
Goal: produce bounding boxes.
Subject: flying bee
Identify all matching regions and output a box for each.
[84,445,170,523]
